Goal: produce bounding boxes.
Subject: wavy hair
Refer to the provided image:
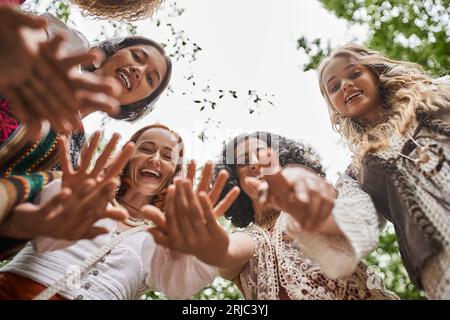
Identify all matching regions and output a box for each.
[71,0,164,21]
[213,132,325,228]
[318,43,450,166]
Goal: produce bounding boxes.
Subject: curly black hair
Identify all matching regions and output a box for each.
[213,132,325,228]
[84,36,172,122]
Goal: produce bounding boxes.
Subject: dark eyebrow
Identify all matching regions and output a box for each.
[326,64,356,85]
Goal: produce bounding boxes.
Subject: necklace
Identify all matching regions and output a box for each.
[112,198,153,227]
[253,209,280,230]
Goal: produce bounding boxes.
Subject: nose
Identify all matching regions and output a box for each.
[249,153,260,172]
[342,80,353,91]
[148,151,161,165]
[129,66,143,81]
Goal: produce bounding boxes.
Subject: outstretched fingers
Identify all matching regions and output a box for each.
[196,161,213,193]
[208,170,229,206]
[186,159,196,182]
[101,142,135,182]
[90,133,121,178]
[57,135,73,175]
[213,186,240,219]
[79,131,102,174]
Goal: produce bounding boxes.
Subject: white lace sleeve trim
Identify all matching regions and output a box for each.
[284,172,385,278]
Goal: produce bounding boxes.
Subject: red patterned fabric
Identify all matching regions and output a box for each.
[0,98,19,144]
[0,0,26,4]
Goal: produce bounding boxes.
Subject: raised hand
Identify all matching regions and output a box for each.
[0,178,128,241]
[246,165,337,233]
[57,131,134,190]
[144,165,240,267]
[0,7,121,134]
[0,6,47,89]
[186,160,236,209]
[0,131,138,240]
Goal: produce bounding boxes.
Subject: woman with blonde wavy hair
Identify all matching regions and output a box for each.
[281,43,450,299]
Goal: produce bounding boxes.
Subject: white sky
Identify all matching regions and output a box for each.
[37,0,370,182]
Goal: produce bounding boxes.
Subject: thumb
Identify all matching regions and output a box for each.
[141,205,167,231]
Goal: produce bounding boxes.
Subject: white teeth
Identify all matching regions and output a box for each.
[140,169,160,178]
[118,70,131,90]
[345,91,362,103]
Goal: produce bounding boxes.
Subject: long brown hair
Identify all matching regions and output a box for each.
[318,43,450,167]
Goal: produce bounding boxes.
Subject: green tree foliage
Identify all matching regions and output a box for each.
[297,0,449,75]
[363,225,426,299]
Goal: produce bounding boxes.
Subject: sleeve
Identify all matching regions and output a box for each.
[40,13,90,54]
[284,167,385,279]
[146,245,218,300]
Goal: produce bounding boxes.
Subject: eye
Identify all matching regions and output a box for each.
[139,146,155,153]
[351,71,362,79]
[146,73,153,86]
[131,51,142,63]
[330,83,340,93]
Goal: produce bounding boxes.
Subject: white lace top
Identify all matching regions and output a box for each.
[237,213,396,300]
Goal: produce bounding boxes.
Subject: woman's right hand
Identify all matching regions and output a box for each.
[0,131,137,241]
[0,175,132,240]
[0,7,120,134]
[144,164,240,268]
[246,165,339,234]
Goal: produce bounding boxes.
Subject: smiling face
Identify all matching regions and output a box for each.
[235,137,276,201]
[125,127,182,196]
[96,44,168,105]
[321,55,384,125]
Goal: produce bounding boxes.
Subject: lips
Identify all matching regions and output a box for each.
[345,90,363,104]
[140,168,161,179]
[117,69,133,91]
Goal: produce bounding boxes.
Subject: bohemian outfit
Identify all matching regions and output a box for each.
[235,211,397,300]
[285,78,450,299]
[0,14,89,256]
[0,180,217,300]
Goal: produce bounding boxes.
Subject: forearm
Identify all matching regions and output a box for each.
[215,233,253,279]
[315,214,345,237]
[0,178,19,223]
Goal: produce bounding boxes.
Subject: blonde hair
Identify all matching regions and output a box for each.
[318,43,450,166]
[71,0,164,21]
